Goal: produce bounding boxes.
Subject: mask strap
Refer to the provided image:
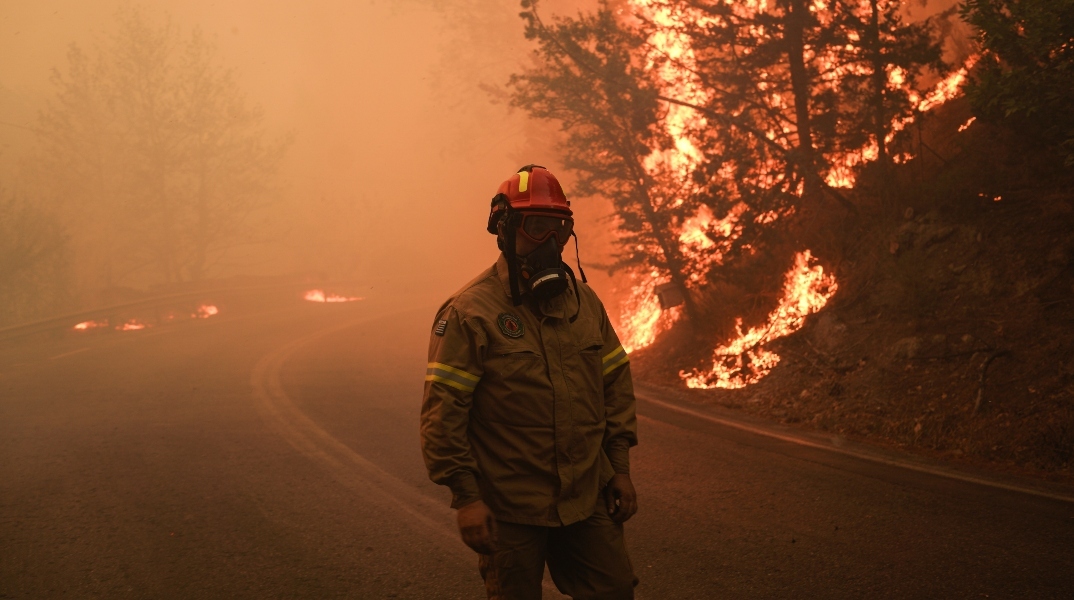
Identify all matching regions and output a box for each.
[571,231,587,283]
[563,264,582,323]
[504,213,523,306]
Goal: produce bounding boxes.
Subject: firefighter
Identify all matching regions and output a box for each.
[420,164,639,599]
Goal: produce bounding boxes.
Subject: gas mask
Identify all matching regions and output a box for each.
[493,205,587,312]
[517,236,570,302]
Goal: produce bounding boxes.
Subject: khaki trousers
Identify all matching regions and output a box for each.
[478,507,636,600]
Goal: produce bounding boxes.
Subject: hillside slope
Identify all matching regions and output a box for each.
[632,100,1074,481]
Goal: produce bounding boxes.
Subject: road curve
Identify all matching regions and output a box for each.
[2,296,1072,599]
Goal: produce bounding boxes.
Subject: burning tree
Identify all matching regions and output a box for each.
[27,8,288,291]
[510,7,705,322]
[510,0,954,387]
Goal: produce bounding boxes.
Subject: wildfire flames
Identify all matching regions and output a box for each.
[303,289,363,303]
[72,303,219,332]
[619,270,683,352]
[618,0,973,387]
[682,251,837,389]
[195,304,219,318]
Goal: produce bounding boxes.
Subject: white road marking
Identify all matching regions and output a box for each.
[638,390,1074,505]
[250,313,575,598]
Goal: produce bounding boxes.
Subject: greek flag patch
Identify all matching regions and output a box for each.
[434,319,448,336]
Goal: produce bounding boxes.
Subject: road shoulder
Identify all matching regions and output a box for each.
[635,380,1074,504]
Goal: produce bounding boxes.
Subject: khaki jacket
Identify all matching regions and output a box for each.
[420,255,637,526]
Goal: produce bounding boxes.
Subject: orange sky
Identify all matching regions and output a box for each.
[0,0,617,307]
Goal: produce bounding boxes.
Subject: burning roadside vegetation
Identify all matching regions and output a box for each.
[507,0,1074,481]
[629,102,1074,481]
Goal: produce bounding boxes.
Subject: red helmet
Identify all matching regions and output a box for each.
[487,165,571,234]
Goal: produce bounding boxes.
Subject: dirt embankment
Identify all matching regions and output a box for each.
[633,106,1074,483]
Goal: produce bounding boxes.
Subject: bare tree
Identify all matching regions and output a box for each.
[0,186,70,326]
[27,8,288,291]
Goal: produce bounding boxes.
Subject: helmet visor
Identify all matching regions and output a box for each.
[519,214,574,245]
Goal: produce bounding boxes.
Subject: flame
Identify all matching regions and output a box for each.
[303,289,363,303]
[117,320,148,331]
[682,251,837,389]
[615,2,972,386]
[73,319,108,331]
[958,117,976,132]
[195,304,219,318]
[620,270,682,352]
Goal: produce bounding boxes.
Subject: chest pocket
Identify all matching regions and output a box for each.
[566,336,605,425]
[477,342,552,425]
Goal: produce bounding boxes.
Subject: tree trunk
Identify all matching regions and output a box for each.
[784,0,818,200]
[868,0,889,172]
[633,180,701,323]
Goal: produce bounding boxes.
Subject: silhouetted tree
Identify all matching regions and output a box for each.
[509,0,946,320]
[961,0,1074,165]
[28,8,288,290]
[0,187,70,325]
[511,4,705,320]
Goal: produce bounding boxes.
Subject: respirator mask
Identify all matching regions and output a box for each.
[498,211,578,304]
[519,235,570,302]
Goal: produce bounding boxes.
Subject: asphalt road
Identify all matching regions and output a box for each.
[1,293,1072,599]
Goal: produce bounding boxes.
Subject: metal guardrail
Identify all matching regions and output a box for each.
[0,281,351,340]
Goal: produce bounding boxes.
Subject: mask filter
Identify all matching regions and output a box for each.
[519,237,569,302]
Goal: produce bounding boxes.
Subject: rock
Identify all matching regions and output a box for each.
[892,337,922,359]
[918,224,957,248]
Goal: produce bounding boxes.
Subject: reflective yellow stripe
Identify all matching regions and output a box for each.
[428,362,480,382]
[425,373,476,392]
[602,345,625,363]
[602,354,630,375]
[602,345,629,375]
[518,170,530,193]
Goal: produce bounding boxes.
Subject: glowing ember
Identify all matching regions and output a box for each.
[681,251,837,389]
[73,319,108,331]
[303,289,363,303]
[195,304,219,318]
[117,320,149,331]
[958,117,977,132]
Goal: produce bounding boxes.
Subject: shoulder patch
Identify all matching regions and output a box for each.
[497,313,525,339]
[434,319,448,336]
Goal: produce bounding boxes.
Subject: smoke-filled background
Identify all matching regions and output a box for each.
[4,2,1074,597]
[3,0,1073,475]
[0,0,617,322]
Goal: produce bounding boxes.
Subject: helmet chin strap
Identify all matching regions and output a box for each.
[499,213,524,306]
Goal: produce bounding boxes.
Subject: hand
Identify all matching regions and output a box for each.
[604,473,638,524]
[456,500,497,554]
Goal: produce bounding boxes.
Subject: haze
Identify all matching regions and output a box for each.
[0,0,615,315]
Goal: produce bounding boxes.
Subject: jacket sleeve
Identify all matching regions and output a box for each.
[419,304,487,509]
[597,302,638,475]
